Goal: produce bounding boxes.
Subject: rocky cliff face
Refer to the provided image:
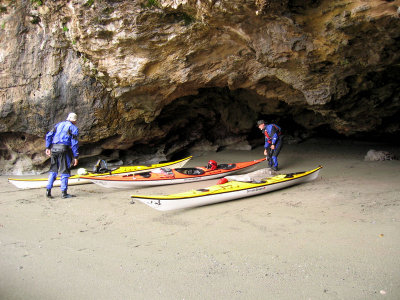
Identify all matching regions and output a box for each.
[0,0,399,174]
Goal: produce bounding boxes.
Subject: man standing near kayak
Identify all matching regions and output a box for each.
[45,113,79,198]
[257,120,283,171]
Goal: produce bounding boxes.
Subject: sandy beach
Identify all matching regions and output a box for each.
[1,138,399,300]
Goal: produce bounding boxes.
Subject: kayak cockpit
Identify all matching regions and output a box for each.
[175,168,205,175]
[216,163,236,170]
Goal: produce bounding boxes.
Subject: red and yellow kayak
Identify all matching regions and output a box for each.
[80,158,266,189]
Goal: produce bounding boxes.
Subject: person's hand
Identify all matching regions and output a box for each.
[271,145,275,150]
[73,158,78,167]
[264,149,267,156]
[45,149,51,157]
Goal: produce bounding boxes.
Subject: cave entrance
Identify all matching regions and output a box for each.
[154,86,311,158]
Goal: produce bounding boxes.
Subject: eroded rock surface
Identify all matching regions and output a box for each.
[0,0,399,173]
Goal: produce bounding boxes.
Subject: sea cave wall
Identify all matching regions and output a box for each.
[0,0,399,174]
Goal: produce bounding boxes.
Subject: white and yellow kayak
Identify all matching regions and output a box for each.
[131,166,322,211]
[8,156,192,189]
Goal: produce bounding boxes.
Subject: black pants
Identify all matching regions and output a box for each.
[266,136,283,167]
[49,146,72,175]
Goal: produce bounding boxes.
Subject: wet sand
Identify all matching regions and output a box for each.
[1,139,399,299]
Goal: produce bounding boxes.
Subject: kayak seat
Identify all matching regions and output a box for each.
[136,171,152,178]
[175,168,205,175]
[285,171,305,178]
[252,180,266,184]
[160,167,173,175]
[217,164,236,170]
[93,167,112,174]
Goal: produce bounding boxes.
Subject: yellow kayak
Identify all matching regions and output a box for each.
[132,166,322,211]
[8,156,192,189]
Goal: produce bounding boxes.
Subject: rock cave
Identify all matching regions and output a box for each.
[0,0,399,174]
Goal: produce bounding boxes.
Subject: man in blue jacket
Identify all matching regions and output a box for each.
[45,113,79,198]
[257,120,283,171]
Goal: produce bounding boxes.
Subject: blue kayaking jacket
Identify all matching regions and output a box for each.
[45,120,79,158]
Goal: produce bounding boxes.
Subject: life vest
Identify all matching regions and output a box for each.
[264,124,281,142]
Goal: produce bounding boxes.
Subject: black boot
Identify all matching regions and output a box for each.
[62,190,74,198]
[46,189,53,198]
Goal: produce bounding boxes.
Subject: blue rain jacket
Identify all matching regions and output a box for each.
[45,120,79,158]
